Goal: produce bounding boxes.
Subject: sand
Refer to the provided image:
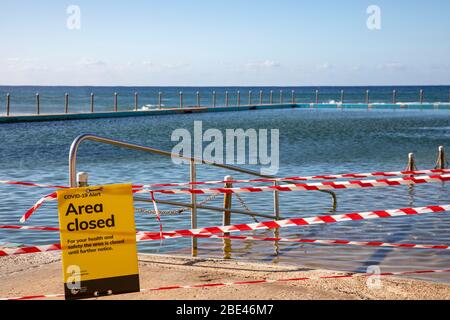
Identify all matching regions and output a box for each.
[1,252,449,300]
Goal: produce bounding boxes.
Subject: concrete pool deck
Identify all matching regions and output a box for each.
[1,103,449,124]
[1,252,449,300]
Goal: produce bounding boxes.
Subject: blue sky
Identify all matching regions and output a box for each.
[0,0,449,86]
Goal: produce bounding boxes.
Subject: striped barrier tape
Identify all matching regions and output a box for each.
[10,204,450,238]
[134,174,450,196]
[2,169,449,190]
[133,169,450,188]
[0,181,68,189]
[182,234,450,250]
[3,204,450,257]
[2,268,450,300]
[12,173,450,223]
[16,173,450,223]
[19,192,58,223]
[2,230,450,256]
[0,225,59,231]
[0,244,62,256]
[150,191,163,240]
[135,204,450,241]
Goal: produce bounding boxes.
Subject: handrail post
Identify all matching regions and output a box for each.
[436,146,447,169]
[366,90,370,104]
[291,90,295,104]
[270,90,273,104]
[273,181,280,220]
[77,172,89,187]
[340,90,344,104]
[6,93,10,116]
[65,93,69,114]
[212,91,216,107]
[315,89,319,104]
[90,93,94,113]
[223,176,233,258]
[259,90,263,105]
[419,89,424,104]
[134,92,138,111]
[114,92,118,112]
[223,176,233,229]
[36,93,40,115]
[196,91,200,107]
[237,91,241,106]
[190,159,197,256]
[179,91,183,109]
[393,90,397,104]
[158,92,162,109]
[280,90,283,104]
[406,153,417,171]
[248,90,252,105]
[225,91,229,106]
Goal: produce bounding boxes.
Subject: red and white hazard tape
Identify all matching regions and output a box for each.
[0,244,61,256]
[0,180,68,189]
[136,204,450,241]
[134,174,450,196]
[4,204,449,257]
[19,192,57,223]
[187,234,450,250]
[134,168,450,188]
[2,232,450,257]
[2,169,449,190]
[13,203,450,240]
[150,192,163,240]
[2,268,450,300]
[0,225,59,232]
[11,173,450,223]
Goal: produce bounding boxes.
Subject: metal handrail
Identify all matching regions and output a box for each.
[68,134,336,207]
[69,134,281,187]
[68,134,337,254]
[134,196,281,220]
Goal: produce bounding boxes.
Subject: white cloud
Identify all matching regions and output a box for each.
[317,62,333,70]
[6,57,21,64]
[141,61,191,71]
[142,61,156,67]
[163,62,190,70]
[78,58,107,68]
[3,57,48,72]
[378,62,406,71]
[245,60,281,70]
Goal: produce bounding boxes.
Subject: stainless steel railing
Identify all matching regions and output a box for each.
[68,134,337,255]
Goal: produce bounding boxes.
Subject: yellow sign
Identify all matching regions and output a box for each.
[57,183,139,300]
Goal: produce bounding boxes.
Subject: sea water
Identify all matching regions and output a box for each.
[0,105,449,283]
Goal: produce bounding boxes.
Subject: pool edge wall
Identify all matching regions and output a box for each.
[0,103,449,123]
